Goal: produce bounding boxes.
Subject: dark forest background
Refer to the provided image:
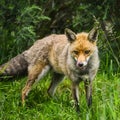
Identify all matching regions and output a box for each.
[0,0,120,73]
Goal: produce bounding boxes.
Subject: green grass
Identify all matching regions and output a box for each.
[0,72,120,120]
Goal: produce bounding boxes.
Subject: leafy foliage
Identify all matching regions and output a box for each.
[0,0,120,66]
[0,1,50,63]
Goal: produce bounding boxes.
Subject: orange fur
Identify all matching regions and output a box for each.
[21,28,99,112]
[70,33,96,63]
[0,27,99,112]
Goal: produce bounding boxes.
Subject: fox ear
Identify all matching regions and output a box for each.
[88,27,99,42]
[65,28,76,43]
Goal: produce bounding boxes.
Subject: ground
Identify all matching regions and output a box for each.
[0,72,120,120]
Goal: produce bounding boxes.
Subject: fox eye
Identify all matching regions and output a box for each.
[85,50,90,54]
[73,50,79,55]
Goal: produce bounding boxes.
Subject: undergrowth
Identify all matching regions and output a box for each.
[0,70,120,120]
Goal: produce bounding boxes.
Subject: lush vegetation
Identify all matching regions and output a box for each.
[0,0,120,119]
[0,72,120,120]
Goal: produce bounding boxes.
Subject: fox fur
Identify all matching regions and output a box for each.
[0,28,99,112]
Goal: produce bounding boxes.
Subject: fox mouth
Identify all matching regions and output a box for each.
[78,66,87,70]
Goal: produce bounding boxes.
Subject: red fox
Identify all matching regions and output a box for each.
[0,28,99,111]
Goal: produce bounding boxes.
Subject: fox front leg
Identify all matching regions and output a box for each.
[84,79,92,107]
[72,82,80,112]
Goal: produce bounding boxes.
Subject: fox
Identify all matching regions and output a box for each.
[0,27,99,112]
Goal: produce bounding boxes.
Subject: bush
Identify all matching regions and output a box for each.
[0,0,119,72]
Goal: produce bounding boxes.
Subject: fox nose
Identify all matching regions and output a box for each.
[77,62,84,67]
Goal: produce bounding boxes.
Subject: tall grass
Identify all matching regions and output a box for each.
[0,63,120,120]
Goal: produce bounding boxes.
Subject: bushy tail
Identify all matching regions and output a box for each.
[0,54,28,77]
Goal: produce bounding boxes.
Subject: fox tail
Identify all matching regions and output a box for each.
[0,54,28,77]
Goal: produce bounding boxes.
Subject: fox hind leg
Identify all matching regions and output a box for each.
[22,62,50,104]
[47,72,64,97]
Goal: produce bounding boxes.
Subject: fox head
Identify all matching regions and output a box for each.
[65,27,98,70]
